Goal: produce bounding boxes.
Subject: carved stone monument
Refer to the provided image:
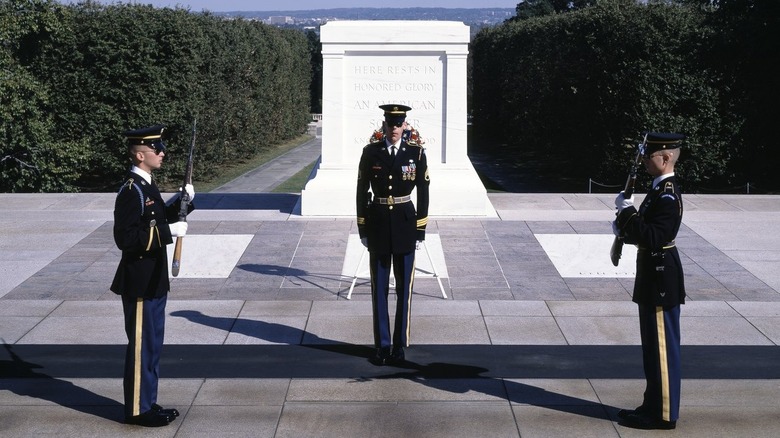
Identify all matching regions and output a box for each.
[300,20,495,217]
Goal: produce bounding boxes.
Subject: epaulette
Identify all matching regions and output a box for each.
[414,144,425,160]
[660,181,678,201]
[118,177,145,214]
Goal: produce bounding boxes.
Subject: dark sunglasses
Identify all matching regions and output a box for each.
[149,140,167,155]
[387,120,404,128]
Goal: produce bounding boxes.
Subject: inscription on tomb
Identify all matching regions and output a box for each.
[345,56,443,148]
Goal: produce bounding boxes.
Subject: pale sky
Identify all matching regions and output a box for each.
[58,1,520,11]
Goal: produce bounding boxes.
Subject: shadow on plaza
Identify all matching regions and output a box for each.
[194,193,299,212]
[170,311,619,421]
[375,361,619,421]
[237,263,352,295]
[170,309,370,356]
[0,341,122,422]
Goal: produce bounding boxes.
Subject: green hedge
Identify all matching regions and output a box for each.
[1,0,311,191]
[471,0,778,192]
[5,0,777,193]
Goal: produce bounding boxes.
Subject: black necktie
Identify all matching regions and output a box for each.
[390,146,396,160]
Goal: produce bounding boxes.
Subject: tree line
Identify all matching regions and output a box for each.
[1,0,311,192]
[2,0,777,193]
[471,0,779,193]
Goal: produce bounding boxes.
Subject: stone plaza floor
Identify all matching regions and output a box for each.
[2,137,780,437]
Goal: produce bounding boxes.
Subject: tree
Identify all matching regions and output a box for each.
[702,0,780,191]
[514,0,555,20]
[307,29,322,114]
[473,1,726,191]
[5,1,311,191]
[0,0,89,192]
[512,0,597,20]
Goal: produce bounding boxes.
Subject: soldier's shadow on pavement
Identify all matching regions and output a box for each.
[170,310,373,358]
[375,361,620,421]
[169,312,619,421]
[0,342,122,423]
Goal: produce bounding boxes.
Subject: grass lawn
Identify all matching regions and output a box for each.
[271,160,318,193]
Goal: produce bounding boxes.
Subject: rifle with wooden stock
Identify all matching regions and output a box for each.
[609,133,648,267]
[171,119,196,277]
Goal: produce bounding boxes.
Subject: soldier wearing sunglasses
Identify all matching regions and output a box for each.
[111,124,194,427]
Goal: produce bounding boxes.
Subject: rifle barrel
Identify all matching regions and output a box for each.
[172,118,196,277]
[610,133,648,267]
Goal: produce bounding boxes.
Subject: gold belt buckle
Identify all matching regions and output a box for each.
[387,195,394,205]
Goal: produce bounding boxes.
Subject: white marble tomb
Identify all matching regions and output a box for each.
[300,20,496,217]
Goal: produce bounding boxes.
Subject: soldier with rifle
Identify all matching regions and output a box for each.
[612,132,686,430]
[111,124,195,427]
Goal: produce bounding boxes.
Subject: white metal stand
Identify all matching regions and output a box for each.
[346,241,447,299]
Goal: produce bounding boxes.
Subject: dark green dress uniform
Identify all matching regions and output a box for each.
[616,133,685,428]
[356,105,430,364]
[111,125,192,423]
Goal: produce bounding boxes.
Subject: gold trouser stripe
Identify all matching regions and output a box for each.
[404,256,415,347]
[145,227,154,251]
[655,307,671,422]
[132,298,144,416]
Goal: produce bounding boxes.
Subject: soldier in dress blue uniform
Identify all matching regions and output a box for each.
[356,104,430,366]
[111,124,194,427]
[613,132,686,430]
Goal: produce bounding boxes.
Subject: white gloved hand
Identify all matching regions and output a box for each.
[169,221,188,237]
[416,240,423,250]
[184,183,195,201]
[611,221,620,236]
[615,191,634,213]
[360,237,368,248]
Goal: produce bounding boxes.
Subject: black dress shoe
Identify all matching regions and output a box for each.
[370,347,391,366]
[126,410,174,427]
[152,403,180,418]
[617,409,633,419]
[619,412,676,430]
[388,347,405,364]
[617,405,648,419]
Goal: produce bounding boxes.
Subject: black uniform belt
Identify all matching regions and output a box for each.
[638,241,676,251]
[374,195,411,205]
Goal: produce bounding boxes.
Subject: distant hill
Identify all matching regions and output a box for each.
[219,7,514,19]
[215,8,516,34]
